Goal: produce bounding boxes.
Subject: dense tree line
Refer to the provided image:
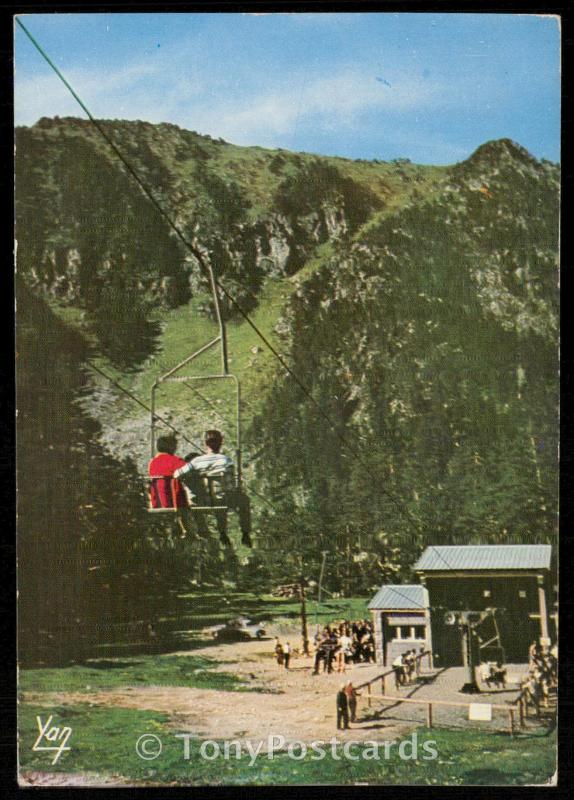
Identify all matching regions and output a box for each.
[252,140,558,590]
[16,124,558,660]
[17,284,241,665]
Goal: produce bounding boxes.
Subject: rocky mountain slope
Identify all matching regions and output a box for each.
[16,119,558,655]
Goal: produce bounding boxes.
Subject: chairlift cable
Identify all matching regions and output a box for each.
[17,20,415,524]
[18,19,456,577]
[86,362,278,515]
[86,362,201,451]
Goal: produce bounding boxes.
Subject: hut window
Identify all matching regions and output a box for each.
[518,590,527,599]
[391,625,426,641]
[483,590,491,598]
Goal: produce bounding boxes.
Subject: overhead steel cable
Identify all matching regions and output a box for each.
[18,19,455,574]
[86,362,202,452]
[86,362,280,515]
[16,21,348,439]
[85,368,425,607]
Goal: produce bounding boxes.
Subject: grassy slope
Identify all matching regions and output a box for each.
[53,118,446,221]
[169,592,370,629]
[129,275,291,433]
[19,654,248,694]
[18,702,556,785]
[18,590,554,785]
[39,122,449,465]
[18,591,370,693]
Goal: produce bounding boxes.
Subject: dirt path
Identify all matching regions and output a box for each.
[24,639,413,748]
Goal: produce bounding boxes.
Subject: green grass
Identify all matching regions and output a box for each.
[18,703,556,785]
[40,132,451,449]
[171,591,370,628]
[78,276,290,446]
[40,139,451,472]
[19,654,249,694]
[178,136,448,220]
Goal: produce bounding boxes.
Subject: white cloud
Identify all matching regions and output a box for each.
[177,68,441,145]
[13,43,512,164]
[15,55,442,146]
[15,61,162,124]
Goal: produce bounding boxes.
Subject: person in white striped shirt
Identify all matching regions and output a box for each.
[174,430,252,548]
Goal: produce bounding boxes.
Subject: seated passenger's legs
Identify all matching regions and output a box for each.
[215,510,232,546]
[236,492,251,536]
[229,490,252,547]
[176,512,188,538]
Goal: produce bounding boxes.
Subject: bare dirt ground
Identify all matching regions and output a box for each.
[19,771,141,788]
[23,638,414,748]
[23,638,528,751]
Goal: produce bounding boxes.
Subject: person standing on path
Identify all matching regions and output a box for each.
[274,637,284,666]
[344,681,360,722]
[284,641,291,669]
[392,653,406,689]
[336,684,350,730]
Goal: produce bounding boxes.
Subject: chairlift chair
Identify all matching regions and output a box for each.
[145,259,250,536]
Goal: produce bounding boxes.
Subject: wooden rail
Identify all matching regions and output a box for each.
[355,649,432,696]
[353,650,525,735]
[363,690,518,735]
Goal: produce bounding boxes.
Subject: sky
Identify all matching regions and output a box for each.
[14,12,560,165]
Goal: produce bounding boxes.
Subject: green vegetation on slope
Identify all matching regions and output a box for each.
[20,654,248,694]
[16,120,558,663]
[18,703,556,785]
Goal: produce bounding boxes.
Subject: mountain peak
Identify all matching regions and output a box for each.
[464,138,538,168]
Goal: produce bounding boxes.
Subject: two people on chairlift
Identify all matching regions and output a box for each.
[148,429,252,548]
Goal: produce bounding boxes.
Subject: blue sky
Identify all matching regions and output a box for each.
[15,12,560,164]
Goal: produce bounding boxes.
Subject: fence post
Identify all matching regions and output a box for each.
[367,683,372,708]
[381,675,385,695]
[518,698,525,728]
[508,708,515,736]
[427,703,433,728]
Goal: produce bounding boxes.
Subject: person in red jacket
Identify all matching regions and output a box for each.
[148,435,189,510]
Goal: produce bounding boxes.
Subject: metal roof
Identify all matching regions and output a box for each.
[368,584,429,610]
[413,545,552,572]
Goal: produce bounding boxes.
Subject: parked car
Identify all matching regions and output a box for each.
[210,617,267,642]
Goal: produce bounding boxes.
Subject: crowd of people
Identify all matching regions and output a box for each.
[521,641,558,713]
[272,620,558,732]
[272,618,376,676]
[312,619,376,675]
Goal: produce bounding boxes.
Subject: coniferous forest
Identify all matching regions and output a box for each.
[16,118,558,664]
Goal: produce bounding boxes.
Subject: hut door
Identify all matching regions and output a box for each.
[382,615,393,666]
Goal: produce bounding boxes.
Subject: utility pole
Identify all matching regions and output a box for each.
[299,574,310,656]
[318,551,328,604]
[345,532,351,598]
[460,623,481,694]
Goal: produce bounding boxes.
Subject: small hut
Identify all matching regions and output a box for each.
[413,544,554,666]
[368,584,432,667]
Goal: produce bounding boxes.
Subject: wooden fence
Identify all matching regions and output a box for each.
[353,650,530,735]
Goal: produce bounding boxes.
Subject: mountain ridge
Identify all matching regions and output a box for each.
[16,118,559,633]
